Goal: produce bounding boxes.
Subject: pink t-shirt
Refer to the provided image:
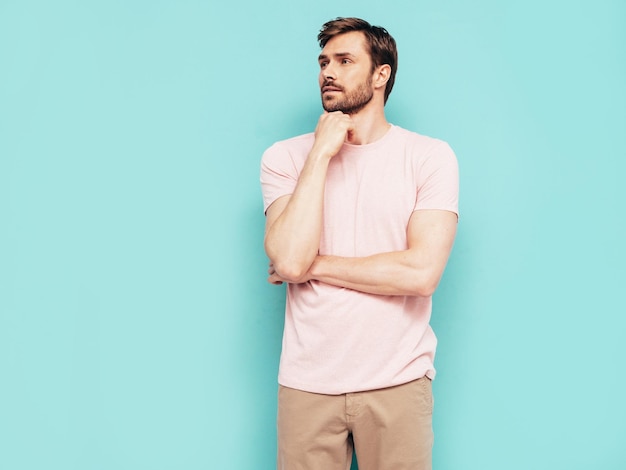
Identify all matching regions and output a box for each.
[260,125,459,395]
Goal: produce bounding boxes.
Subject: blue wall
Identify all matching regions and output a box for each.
[1,1,625,468]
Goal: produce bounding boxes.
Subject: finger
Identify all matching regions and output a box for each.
[268,275,283,285]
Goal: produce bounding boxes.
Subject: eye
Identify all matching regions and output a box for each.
[319,61,328,69]
[341,58,351,64]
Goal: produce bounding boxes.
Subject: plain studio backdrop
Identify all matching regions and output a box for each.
[1,1,624,469]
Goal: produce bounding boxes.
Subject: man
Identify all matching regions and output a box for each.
[260,17,458,470]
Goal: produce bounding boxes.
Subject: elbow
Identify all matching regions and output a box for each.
[413,284,437,298]
[265,239,312,283]
[273,260,309,284]
[409,274,440,298]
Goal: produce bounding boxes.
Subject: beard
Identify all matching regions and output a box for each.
[321,76,373,114]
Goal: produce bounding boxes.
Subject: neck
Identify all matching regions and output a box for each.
[345,101,390,145]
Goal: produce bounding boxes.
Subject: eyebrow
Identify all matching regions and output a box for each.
[318,52,356,62]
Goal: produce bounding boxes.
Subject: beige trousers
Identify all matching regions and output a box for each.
[277,377,434,470]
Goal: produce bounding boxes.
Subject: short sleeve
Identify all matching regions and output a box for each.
[260,142,298,213]
[414,141,459,216]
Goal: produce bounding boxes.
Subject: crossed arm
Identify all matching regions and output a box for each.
[265,195,457,297]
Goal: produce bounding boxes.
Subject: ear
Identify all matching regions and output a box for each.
[373,64,391,90]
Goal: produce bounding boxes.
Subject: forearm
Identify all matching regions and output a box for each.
[305,210,457,295]
[309,250,444,297]
[264,151,331,281]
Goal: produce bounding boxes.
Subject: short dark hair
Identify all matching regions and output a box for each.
[318,17,398,103]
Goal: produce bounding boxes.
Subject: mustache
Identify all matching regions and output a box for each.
[322,80,343,91]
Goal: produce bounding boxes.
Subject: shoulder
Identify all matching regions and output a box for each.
[388,126,457,173]
[261,132,315,176]
[392,126,452,155]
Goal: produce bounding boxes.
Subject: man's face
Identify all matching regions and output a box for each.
[318,31,374,114]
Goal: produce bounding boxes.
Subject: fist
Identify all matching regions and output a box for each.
[311,112,354,159]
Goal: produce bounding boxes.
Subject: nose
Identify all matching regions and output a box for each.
[322,63,336,81]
